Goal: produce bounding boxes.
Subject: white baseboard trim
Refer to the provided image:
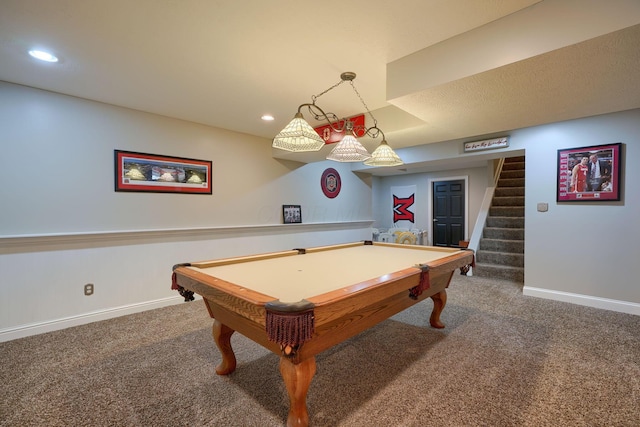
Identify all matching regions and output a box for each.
[523,286,640,316]
[4,288,634,343]
[0,295,197,343]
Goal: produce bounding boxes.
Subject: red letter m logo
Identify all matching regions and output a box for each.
[393,194,415,223]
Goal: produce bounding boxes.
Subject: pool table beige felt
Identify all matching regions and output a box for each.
[172,241,474,427]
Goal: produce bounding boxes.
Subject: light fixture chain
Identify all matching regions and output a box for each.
[349,81,377,127]
[311,78,346,103]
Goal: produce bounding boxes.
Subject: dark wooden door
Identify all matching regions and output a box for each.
[432,179,465,246]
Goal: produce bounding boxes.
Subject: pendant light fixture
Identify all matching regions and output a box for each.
[326,120,370,162]
[272,72,403,166]
[363,132,403,167]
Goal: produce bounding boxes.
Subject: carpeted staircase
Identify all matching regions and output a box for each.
[474,156,525,282]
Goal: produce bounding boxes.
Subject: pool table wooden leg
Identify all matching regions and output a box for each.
[279,356,316,427]
[429,289,447,329]
[212,319,237,375]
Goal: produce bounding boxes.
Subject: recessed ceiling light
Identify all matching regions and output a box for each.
[261,115,275,121]
[28,49,59,63]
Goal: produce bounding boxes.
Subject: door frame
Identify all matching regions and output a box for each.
[427,175,469,246]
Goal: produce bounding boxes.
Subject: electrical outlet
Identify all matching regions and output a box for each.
[84,283,94,296]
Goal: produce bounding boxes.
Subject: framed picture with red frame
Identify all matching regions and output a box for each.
[114,150,212,194]
[557,143,622,202]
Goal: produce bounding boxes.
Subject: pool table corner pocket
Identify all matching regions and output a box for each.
[265,300,316,358]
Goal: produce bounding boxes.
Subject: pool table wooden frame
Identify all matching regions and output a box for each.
[172,241,474,427]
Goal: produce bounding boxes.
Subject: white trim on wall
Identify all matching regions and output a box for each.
[1,221,374,248]
[0,295,190,342]
[523,286,640,316]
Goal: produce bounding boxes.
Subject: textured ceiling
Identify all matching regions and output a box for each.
[390,24,640,145]
[1,0,639,170]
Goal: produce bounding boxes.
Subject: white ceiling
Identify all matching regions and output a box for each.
[2,0,640,170]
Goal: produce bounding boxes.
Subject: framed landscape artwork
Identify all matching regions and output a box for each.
[557,143,622,202]
[114,150,212,194]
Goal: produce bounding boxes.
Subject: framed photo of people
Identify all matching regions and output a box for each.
[282,205,302,224]
[557,143,622,202]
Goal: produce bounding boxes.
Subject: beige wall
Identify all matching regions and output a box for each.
[1,81,638,341]
[0,82,372,234]
[374,109,640,313]
[0,82,373,340]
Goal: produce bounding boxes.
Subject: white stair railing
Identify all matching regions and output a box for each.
[467,158,506,275]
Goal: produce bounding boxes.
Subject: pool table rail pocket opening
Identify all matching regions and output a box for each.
[265,300,316,357]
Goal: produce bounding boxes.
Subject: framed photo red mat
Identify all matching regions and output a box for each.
[114,150,212,194]
[557,143,622,202]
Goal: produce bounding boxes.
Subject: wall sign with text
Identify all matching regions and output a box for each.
[463,137,509,152]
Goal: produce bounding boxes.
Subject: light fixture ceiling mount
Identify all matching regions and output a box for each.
[339,71,356,81]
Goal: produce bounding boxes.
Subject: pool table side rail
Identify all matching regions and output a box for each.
[308,249,474,323]
[189,248,301,268]
[187,241,460,269]
[305,248,474,306]
[297,250,474,359]
[173,267,276,324]
[299,241,369,254]
[370,240,463,254]
[187,242,367,268]
[206,296,282,354]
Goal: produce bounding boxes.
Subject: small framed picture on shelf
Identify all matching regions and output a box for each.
[557,142,623,202]
[282,205,302,224]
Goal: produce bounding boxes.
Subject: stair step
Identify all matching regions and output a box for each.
[497,178,525,187]
[473,263,524,282]
[486,216,524,228]
[492,196,524,207]
[489,206,525,217]
[494,187,525,197]
[499,169,525,179]
[501,162,525,172]
[479,238,524,253]
[483,227,524,240]
[476,250,524,267]
[504,156,525,164]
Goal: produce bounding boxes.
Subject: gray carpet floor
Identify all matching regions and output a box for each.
[1,275,638,426]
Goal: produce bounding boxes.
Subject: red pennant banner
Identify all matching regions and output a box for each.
[313,114,365,144]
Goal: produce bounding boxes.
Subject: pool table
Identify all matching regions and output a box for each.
[171,241,474,427]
